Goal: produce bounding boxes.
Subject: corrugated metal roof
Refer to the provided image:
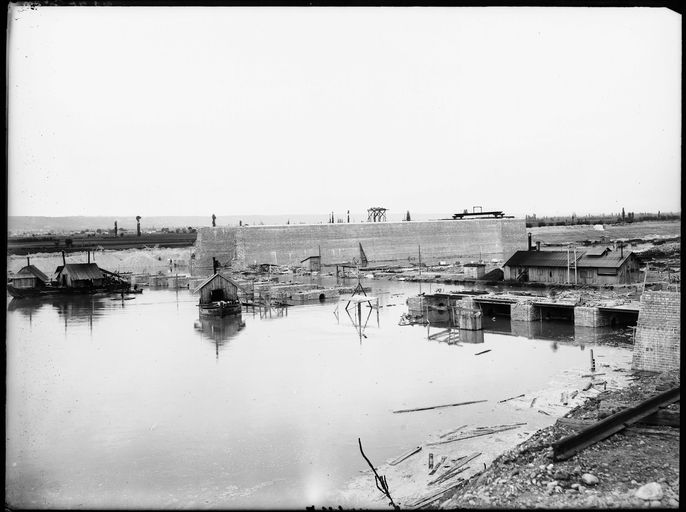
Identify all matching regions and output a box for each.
[60,263,104,281]
[505,250,636,269]
[577,251,636,269]
[17,264,50,282]
[193,273,239,293]
[504,250,581,268]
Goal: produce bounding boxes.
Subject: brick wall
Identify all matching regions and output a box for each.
[632,291,680,372]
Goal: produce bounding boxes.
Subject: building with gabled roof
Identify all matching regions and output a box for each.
[54,263,105,288]
[503,247,640,285]
[9,264,51,290]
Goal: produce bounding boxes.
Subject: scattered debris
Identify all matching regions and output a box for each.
[429,455,448,475]
[429,452,481,486]
[428,424,526,446]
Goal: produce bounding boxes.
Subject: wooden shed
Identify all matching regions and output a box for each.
[300,255,321,272]
[503,247,641,285]
[10,265,50,289]
[55,263,105,288]
[194,273,240,305]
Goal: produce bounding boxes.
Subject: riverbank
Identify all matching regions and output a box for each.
[337,344,636,508]
[436,369,680,509]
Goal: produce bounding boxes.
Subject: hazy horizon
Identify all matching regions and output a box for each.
[7,209,681,234]
[7,7,681,218]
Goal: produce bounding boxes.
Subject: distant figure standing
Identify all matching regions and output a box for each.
[212,214,216,227]
[114,220,118,237]
[136,216,142,236]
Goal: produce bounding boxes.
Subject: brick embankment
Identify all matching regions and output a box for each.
[436,370,680,509]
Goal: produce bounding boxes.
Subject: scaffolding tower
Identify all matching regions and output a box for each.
[367,207,387,222]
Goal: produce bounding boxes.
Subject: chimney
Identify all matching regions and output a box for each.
[212,257,219,274]
[87,250,91,263]
[27,256,30,266]
[62,251,66,265]
[536,241,541,251]
[620,243,624,258]
[528,233,533,251]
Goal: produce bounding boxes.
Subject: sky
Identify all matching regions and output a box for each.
[7,6,681,219]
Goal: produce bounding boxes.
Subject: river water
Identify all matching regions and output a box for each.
[5,278,634,509]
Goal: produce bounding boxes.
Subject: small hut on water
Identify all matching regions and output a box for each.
[194,273,242,316]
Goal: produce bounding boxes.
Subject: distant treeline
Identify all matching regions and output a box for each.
[525,211,680,228]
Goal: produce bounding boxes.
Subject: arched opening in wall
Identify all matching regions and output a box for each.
[319,293,326,301]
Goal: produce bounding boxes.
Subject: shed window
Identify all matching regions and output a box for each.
[596,268,618,276]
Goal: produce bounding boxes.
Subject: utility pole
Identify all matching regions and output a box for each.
[418,244,422,276]
[574,246,577,284]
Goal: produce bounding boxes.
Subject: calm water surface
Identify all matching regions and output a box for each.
[6,279,633,508]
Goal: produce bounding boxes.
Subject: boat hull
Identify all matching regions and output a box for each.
[199,301,242,317]
[7,284,130,299]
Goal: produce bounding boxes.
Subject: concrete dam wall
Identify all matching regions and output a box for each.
[194,218,527,272]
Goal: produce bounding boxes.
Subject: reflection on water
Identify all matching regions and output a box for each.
[483,317,633,350]
[193,315,246,358]
[6,281,636,509]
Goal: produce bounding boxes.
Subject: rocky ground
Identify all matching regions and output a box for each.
[436,370,680,509]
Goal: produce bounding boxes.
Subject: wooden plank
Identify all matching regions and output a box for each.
[439,424,468,439]
[551,386,680,461]
[404,478,466,509]
[627,426,680,436]
[428,455,448,475]
[428,424,523,446]
[499,394,525,403]
[393,399,486,414]
[640,409,680,427]
[429,452,481,485]
[389,445,422,466]
[474,349,491,356]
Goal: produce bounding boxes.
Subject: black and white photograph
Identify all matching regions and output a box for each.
[5,3,681,509]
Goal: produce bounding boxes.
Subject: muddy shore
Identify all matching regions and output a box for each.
[435,369,680,509]
[338,349,638,508]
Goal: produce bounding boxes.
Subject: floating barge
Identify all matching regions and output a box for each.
[7,257,130,299]
[194,273,242,317]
